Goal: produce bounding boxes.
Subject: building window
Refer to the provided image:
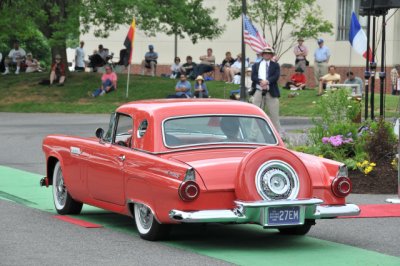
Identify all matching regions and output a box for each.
[337,0,365,41]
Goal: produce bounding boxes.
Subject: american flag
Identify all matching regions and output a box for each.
[243,14,268,53]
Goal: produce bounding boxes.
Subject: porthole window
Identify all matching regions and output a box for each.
[137,120,148,138]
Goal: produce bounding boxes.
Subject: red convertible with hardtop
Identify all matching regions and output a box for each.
[41,99,359,240]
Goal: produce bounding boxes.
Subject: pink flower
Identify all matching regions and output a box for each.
[330,135,343,147]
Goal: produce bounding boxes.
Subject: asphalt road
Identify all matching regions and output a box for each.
[0,112,399,265]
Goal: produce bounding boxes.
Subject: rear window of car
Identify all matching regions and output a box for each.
[163,115,277,148]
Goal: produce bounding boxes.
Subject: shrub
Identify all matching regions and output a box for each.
[295,89,398,175]
[362,119,397,164]
[308,89,360,146]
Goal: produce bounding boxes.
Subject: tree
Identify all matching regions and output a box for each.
[228,0,333,59]
[0,0,224,65]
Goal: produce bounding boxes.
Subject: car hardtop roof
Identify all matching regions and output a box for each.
[116,99,264,116]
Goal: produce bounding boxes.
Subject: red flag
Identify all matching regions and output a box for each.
[124,19,135,64]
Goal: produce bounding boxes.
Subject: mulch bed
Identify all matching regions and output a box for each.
[350,162,399,194]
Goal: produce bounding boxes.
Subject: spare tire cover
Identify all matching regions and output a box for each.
[235,146,312,201]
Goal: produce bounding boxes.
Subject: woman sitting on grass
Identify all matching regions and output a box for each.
[50,54,66,86]
[193,75,209,98]
[25,53,44,73]
[90,65,117,97]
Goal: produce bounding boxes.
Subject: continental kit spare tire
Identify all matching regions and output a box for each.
[235,146,312,201]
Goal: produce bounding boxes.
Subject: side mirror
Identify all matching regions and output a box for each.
[95,128,104,139]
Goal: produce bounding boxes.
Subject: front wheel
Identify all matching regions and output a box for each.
[134,203,170,241]
[278,219,315,235]
[52,161,83,215]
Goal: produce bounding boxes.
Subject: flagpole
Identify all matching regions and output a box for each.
[348,41,352,75]
[126,64,131,98]
[240,0,247,101]
[124,18,136,99]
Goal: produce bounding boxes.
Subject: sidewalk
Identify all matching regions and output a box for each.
[280,116,312,146]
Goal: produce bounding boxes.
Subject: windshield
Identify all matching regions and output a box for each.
[163,115,277,148]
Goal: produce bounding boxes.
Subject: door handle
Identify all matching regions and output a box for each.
[117,155,126,162]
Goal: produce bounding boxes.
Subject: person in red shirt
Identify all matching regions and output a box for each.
[50,54,66,86]
[285,67,306,90]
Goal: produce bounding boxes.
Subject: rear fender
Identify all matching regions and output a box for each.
[126,199,161,224]
[45,152,63,186]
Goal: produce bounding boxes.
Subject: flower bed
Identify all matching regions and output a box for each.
[350,162,398,194]
[294,89,398,194]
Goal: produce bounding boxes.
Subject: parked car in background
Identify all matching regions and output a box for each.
[41,99,360,240]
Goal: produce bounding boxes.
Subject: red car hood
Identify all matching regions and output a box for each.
[167,149,253,191]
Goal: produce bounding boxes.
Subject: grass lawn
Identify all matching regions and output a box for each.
[0,71,398,117]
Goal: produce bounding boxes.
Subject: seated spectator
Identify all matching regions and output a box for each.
[170,57,182,79]
[220,52,235,82]
[117,48,129,67]
[74,41,85,72]
[50,54,66,86]
[344,71,364,96]
[193,48,215,77]
[193,75,209,98]
[140,44,158,77]
[228,53,249,84]
[181,56,196,79]
[244,67,252,90]
[3,40,26,75]
[88,44,110,72]
[285,67,306,90]
[25,53,43,73]
[167,74,192,98]
[230,68,253,100]
[90,65,117,97]
[318,65,341,96]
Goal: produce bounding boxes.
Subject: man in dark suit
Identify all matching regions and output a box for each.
[251,47,282,133]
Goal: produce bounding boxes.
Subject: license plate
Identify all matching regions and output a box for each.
[267,206,301,225]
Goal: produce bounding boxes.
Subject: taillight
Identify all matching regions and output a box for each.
[179,168,200,201]
[332,176,352,197]
[179,181,200,201]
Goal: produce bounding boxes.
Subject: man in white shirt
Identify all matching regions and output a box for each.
[3,41,26,75]
[75,41,85,72]
[251,47,282,133]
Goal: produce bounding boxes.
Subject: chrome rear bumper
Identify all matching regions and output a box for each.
[169,198,360,226]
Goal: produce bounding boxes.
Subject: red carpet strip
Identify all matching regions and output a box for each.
[340,204,400,218]
[53,215,103,228]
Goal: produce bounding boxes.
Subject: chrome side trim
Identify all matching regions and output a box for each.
[132,145,263,155]
[312,204,360,218]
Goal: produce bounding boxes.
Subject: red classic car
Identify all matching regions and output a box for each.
[41,99,360,240]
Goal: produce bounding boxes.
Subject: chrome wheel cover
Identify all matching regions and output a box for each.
[137,204,153,231]
[255,160,299,200]
[54,165,67,208]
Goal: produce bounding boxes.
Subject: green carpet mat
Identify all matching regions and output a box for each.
[1,165,399,266]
